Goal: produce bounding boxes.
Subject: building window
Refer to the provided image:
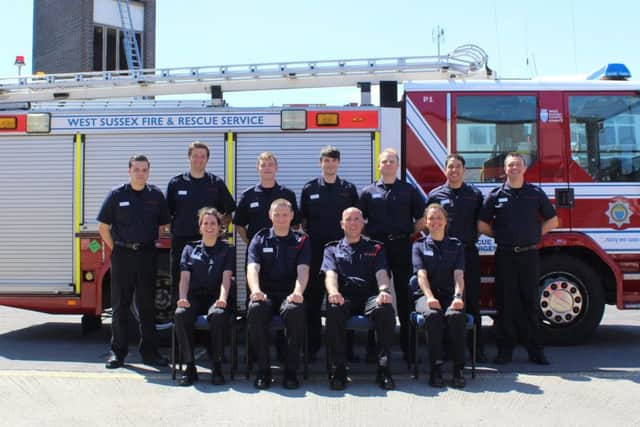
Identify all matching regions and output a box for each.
[93,24,143,71]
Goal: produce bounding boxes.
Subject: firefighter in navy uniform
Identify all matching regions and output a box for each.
[97,154,171,369]
[246,198,310,390]
[478,152,558,365]
[300,146,359,359]
[233,151,299,246]
[413,204,467,388]
[426,153,487,362]
[359,148,426,360]
[174,207,235,386]
[322,207,396,391]
[166,141,236,308]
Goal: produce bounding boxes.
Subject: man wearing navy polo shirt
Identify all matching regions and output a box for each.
[98,154,171,369]
[246,198,310,390]
[478,152,558,365]
[167,141,236,307]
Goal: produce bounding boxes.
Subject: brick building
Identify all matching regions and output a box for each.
[33,0,156,74]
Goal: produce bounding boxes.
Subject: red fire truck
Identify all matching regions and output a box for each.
[0,45,637,344]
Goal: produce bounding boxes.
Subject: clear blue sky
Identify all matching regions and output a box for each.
[0,0,638,106]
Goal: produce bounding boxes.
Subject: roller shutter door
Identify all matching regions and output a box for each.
[234,132,374,308]
[83,133,226,228]
[0,135,74,293]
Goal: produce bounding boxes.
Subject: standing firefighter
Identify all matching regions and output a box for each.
[98,154,171,369]
[478,152,558,365]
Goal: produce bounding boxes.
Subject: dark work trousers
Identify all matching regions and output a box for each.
[416,296,466,366]
[377,236,412,355]
[174,295,229,364]
[463,245,483,353]
[325,295,395,366]
[110,246,158,359]
[306,239,327,354]
[247,295,305,373]
[170,235,201,307]
[495,248,543,354]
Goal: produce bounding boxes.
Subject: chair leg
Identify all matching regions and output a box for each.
[472,324,477,379]
[171,323,177,380]
[229,319,236,381]
[303,325,309,380]
[245,323,251,380]
[413,325,419,380]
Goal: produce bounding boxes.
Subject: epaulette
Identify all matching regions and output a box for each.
[324,240,340,248]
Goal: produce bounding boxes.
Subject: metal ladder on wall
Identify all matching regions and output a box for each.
[116,0,143,71]
[0,44,493,103]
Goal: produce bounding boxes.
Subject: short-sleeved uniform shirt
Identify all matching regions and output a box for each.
[167,172,236,237]
[300,176,359,243]
[479,182,556,247]
[247,228,311,295]
[412,235,465,301]
[359,179,426,236]
[321,237,387,300]
[233,183,300,241]
[97,183,170,243]
[180,239,235,297]
[427,182,483,245]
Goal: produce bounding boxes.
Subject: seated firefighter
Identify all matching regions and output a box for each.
[174,207,235,386]
[246,198,310,390]
[412,203,467,388]
[322,207,396,391]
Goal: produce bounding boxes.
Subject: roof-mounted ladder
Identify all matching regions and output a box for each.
[0,44,493,103]
[116,0,143,71]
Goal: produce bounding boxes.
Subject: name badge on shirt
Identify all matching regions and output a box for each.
[498,197,508,203]
[119,201,130,207]
[310,194,320,200]
[372,194,383,199]
[178,190,188,196]
[250,201,260,208]
[423,250,434,256]
[441,199,451,207]
[263,247,274,253]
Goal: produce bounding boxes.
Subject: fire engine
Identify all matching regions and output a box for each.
[0,45,638,345]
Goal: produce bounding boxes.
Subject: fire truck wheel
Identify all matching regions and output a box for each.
[81,314,102,334]
[539,255,605,345]
[127,272,174,347]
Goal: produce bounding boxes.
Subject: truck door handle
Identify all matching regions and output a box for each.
[555,187,575,208]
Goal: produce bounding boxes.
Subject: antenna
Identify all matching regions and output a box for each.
[432,26,445,57]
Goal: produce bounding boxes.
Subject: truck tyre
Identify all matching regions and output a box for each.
[81,314,102,334]
[538,255,605,345]
[129,271,173,346]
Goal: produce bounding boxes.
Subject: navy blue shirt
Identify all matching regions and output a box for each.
[300,176,359,243]
[97,183,170,243]
[412,235,465,300]
[167,172,236,237]
[359,179,426,236]
[180,240,235,296]
[233,183,300,240]
[321,237,387,299]
[247,228,311,295]
[479,182,556,247]
[427,182,483,244]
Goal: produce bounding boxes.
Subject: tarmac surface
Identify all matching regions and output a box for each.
[1,305,639,426]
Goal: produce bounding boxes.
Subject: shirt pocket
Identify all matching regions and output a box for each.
[116,204,132,224]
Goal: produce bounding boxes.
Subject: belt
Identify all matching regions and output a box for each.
[114,241,155,251]
[498,244,538,253]
[375,233,409,241]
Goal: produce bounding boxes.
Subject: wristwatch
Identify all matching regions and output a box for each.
[454,293,464,299]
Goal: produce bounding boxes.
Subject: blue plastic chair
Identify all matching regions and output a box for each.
[408,275,476,379]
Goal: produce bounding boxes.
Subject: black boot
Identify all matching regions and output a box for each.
[254,369,272,390]
[451,364,466,389]
[330,364,347,390]
[211,362,225,385]
[376,366,395,390]
[429,363,445,388]
[283,370,300,389]
[178,363,198,386]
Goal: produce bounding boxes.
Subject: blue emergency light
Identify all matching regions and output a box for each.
[587,63,632,80]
